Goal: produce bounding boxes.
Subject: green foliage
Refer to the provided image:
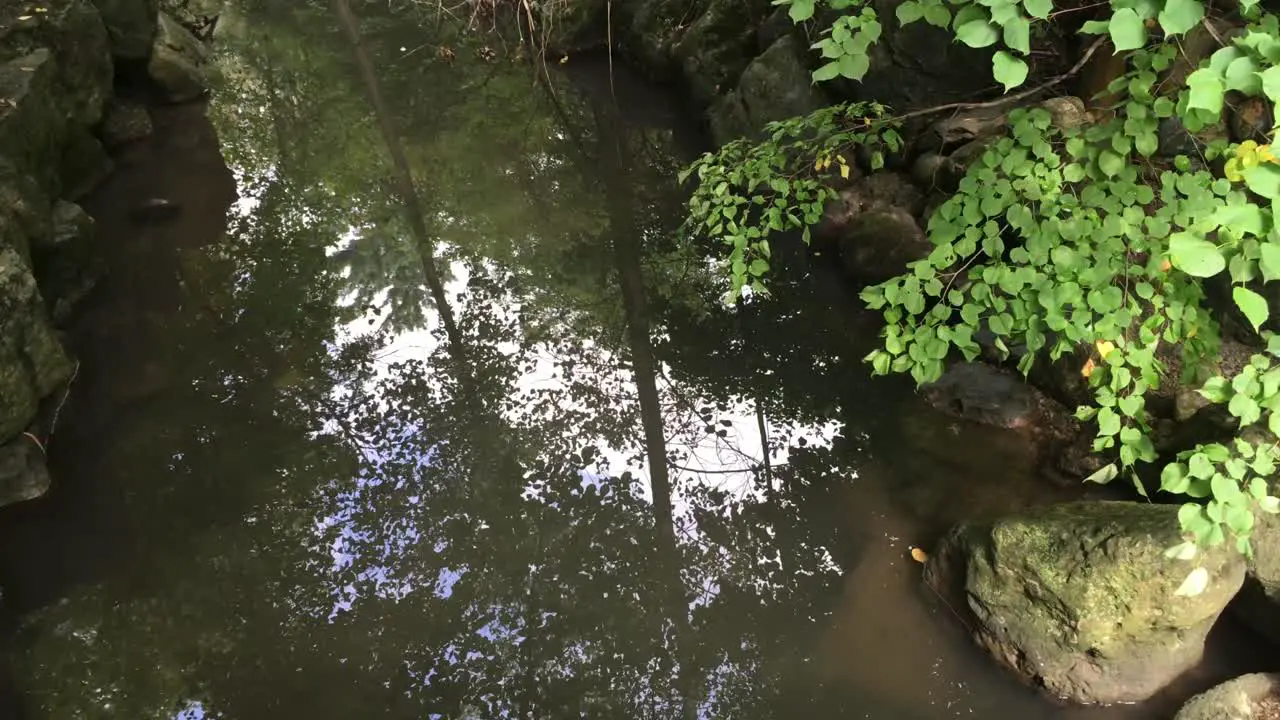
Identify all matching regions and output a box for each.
[684,0,1280,563]
[680,103,903,301]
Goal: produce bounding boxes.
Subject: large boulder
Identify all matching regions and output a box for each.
[1175,673,1280,720]
[829,0,997,113]
[148,11,209,103]
[708,34,828,145]
[671,0,773,108]
[32,201,98,322]
[814,171,929,283]
[1233,496,1280,645]
[0,0,112,129]
[925,501,1247,704]
[0,245,74,442]
[91,0,160,60]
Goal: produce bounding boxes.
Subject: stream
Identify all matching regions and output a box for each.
[0,2,1272,718]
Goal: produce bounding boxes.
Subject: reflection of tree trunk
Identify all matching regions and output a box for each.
[331,0,462,356]
[582,90,701,720]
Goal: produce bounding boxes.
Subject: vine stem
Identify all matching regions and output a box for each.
[887,36,1110,125]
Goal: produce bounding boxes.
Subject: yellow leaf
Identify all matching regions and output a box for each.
[813,157,823,172]
[1081,358,1096,378]
[1225,158,1243,182]
[1241,140,1259,153]
[16,15,31,20]
[840,164,850,180]
[1174,566,1210,597]
[1095,340,1116,359]
[1261,145,1277,163]
[559,55,569,64]
[1160,258,1173,272]
[1188,324,1198,338]
[910,547,928,563]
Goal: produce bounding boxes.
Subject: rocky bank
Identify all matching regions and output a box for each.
[0,0,211,509]
[544,0,1280,712]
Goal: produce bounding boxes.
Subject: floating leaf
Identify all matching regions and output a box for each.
[910,547,928,563]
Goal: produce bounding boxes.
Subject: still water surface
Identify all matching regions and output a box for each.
[0,2,1271,717]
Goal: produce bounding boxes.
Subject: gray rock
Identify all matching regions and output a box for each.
[926,501,1246,705]
[1229,95,1272,144]
[918,106,1008,155]
[1174,673,1280,720]
[32,201,97,323]
[91,0,161,59]
[100,99,153,148]
[672,0,773,108]
[1234,491,1280,645]
[0,434,50,507]
[1039,96,1090,131]
[59,128,114,201]
[0,245,74,441]
[815,171,929,282]
[148,11,210,103]
[709,34,828,145]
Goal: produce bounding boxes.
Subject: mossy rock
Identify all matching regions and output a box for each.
[708,34,828,146]
[926,501,1246,704]
[0,245,74,442]
[0,0,112,127]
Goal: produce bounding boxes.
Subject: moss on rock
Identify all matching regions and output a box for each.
[926,501,1246,704]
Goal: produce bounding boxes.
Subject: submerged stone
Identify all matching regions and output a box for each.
[926,501,1246,705]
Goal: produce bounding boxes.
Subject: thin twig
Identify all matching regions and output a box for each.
[891,36,1109,125]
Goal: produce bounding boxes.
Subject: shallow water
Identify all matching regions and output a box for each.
[0,2,1274,718]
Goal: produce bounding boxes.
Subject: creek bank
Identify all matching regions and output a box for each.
[544,0,1280,710]
[1175,673,1280,720]
[0,0,215,511]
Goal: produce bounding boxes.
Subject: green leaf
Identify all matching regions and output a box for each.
[992,51,1029,92]
[788,0,816,22]
[1109,8,1148,51]
[1243,164,1280,199]
[1260,241,1280,282]
[1003,16,1031,54]
[1185,68,1225,114]
[956,18,1000,47]
[813,61,841,82]
[1234,286,1270,331]
[1162,462,1192,493]
[896,0,924,23]
[1023,0,1052,19]
[923,2,952,27]
[1262,65,1280,105]
[1169,232,1225,277]
[1098,149,1125,177]
[838,52,871,80]
[1157,0,1203,36]
[1085,463,1120,483]
[1098,406,1122,436]
[1224,56,1262,94]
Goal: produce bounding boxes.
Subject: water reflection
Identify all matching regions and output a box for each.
[0,2,1262,718]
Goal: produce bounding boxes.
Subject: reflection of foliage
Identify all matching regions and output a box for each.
[15,3,874,719]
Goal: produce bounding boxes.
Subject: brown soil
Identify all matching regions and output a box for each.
[1255,694,1280,720]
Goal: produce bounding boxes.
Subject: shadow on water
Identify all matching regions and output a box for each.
[0,2,1275,718]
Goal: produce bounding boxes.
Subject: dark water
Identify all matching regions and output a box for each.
[0,2,1273,718]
